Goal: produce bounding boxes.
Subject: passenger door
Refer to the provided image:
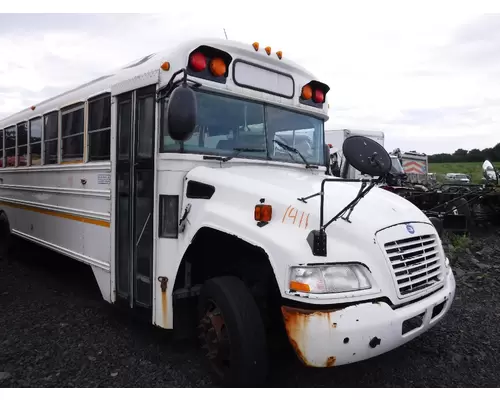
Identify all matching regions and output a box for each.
[115,85,156,314]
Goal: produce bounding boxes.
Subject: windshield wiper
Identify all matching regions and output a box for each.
[203,148,266,162]
[272,139,317,169]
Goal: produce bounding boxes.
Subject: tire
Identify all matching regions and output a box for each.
[0,213,11,265]
[197,275,269,387]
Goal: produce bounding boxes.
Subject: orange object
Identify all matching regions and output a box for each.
[290,281,311,292]
[301,84,313,100]
[160,62,170,71]
[252,42,259,51]
[210,57,226,77]
[265,46,271,55]
[254,204,272,222]
[276,51,282,59]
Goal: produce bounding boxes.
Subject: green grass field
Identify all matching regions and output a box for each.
[429,162,484,183]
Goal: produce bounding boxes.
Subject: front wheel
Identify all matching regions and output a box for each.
[197,275,269,387]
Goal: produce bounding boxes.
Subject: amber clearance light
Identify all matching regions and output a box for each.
[210,57,227,77]
[254,204,272,223]
[301,84,313,100]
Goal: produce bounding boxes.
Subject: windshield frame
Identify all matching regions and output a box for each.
[160,88,326,167]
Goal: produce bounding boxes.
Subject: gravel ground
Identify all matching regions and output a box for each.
[1,230,500,388]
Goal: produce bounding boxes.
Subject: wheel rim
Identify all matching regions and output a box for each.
[198,299,231,379]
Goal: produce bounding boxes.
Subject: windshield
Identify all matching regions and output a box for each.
[161,90,325,166]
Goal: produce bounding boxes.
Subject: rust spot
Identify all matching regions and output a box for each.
[281,306,343,367]
[158,276,168,325]
[326,356,336,367]
[161,290,167,325]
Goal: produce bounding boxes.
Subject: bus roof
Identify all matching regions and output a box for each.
[0,38,322,129]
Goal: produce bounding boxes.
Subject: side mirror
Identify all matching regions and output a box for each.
[342,135,391,178]
[166,83,197,142]
[482,160,498,184]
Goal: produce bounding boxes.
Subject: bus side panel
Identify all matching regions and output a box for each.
[0,163,112,301]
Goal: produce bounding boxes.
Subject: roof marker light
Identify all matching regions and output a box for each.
[276,51,282,59]
[252,42,259,51]
[189,52,207,72]
[313,89,325,103]
[301,85,312,100]
[265,46,271,55]
[210,57,227,77]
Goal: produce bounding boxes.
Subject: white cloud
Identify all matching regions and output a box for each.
[0,4,499,155]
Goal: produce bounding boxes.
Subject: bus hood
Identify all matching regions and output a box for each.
[186,164,432,234]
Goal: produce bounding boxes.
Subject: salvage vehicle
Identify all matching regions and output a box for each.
[0,37,456,387]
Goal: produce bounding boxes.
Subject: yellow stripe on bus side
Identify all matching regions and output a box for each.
[0,200,111,228]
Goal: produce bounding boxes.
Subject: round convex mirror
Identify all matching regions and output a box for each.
[342,135,392,177]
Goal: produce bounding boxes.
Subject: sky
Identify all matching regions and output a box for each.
[0,3,499,155]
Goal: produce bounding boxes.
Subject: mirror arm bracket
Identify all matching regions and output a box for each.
[156,68,202,103]
[304,176,382,257]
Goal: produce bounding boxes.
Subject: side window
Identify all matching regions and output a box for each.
[0,130,3,168]
[16,122,28,167]
[88,94,111,161]
[29,117,42,165]
[44,112,59,164]
[61,104,84,162]
[4,126,16,167]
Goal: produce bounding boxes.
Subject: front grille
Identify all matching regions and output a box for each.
[384,234,443,298]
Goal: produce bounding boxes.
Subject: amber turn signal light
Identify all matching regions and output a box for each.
[255,204,272,222]
[290,281,311,292]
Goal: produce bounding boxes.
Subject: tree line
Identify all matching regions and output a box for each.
[429,142,500,163]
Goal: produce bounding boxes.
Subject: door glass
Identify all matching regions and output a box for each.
[117,170,130,296]
[136,95,155,159]
[134,169,154,306]
[133,91,155,307]
[118,100,132,160]
[116,97,133,298]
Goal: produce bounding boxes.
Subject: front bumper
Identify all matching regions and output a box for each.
[281,269,456,368]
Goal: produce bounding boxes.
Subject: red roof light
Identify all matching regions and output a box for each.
[313,89,324,103]
[189,52,207,72]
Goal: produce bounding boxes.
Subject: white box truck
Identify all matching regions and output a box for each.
[325,129,385,179]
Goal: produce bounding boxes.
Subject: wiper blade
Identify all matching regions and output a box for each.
[202,147,266,162]
[272,139,317,169]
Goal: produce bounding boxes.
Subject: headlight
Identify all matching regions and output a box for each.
[289,264,372,294]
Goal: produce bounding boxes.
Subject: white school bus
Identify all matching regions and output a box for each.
[0,38,456,387]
